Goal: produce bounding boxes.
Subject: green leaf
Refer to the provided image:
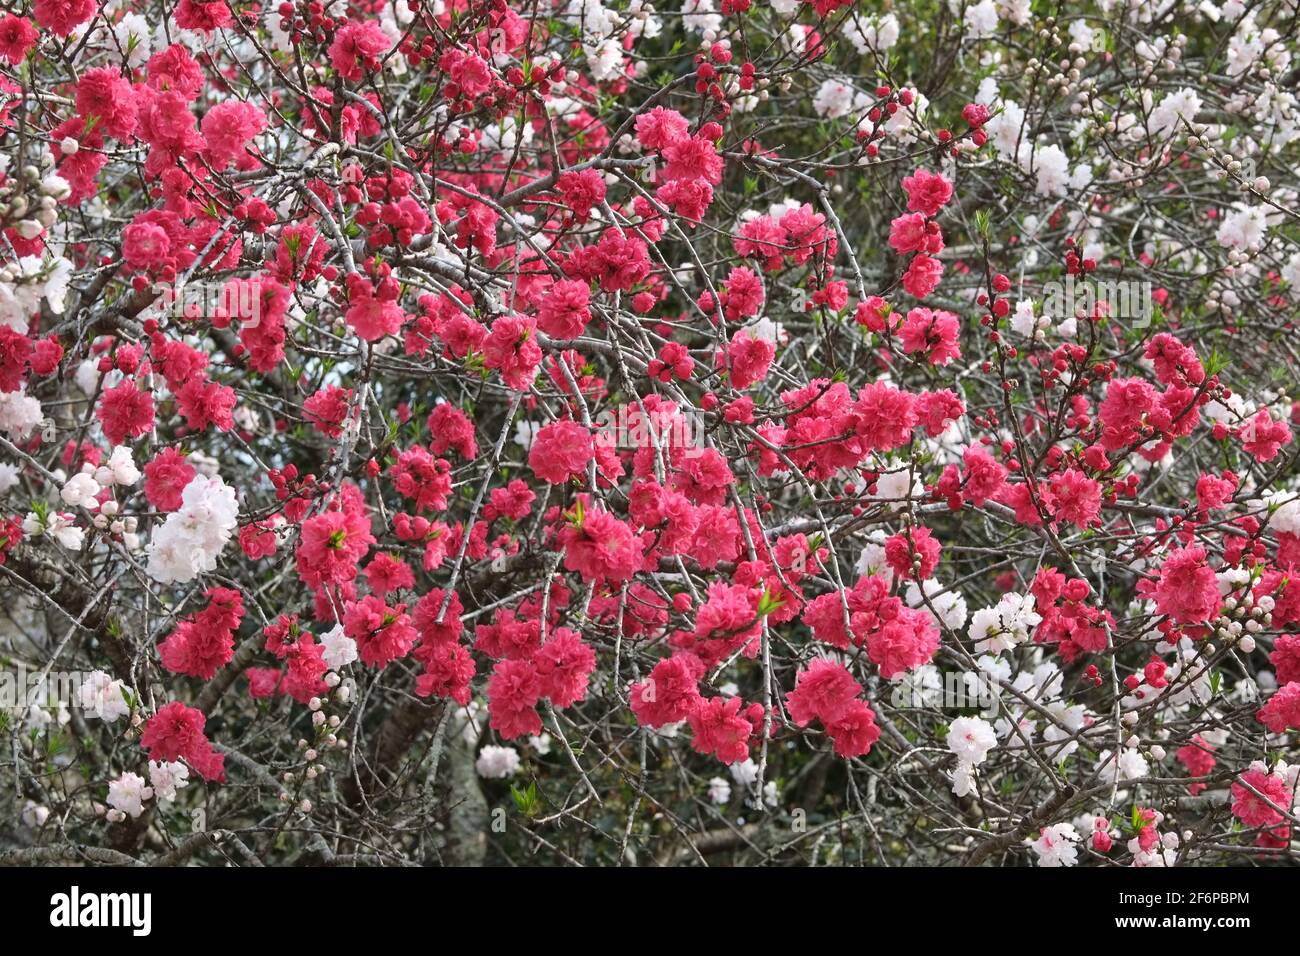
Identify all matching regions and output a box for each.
[510,780,538,817]
[757,588,785,616]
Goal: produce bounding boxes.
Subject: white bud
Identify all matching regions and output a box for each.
[40,175,72,200]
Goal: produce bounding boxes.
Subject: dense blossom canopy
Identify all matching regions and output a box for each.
[2,0,1300,867]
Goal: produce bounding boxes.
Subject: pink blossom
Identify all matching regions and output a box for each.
[530,419,594,484]
[902,168,953,217]
[1152,546,1222,626]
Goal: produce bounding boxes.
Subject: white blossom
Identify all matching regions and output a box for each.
[78,671,131,722]
[107,772,152,820]
[1028,823,1080,866]
[94,446,141,487]
[969,592,1042,654]
[321,624,359,669]
[146,474,239,583]
[60,471,101,510]
[148,760,190,802]
[947,716,998,765]
[475,745,521,779]
[0,389,43,438]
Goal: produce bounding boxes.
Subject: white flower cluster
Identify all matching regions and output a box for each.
[105,761,190,822]
[680,0,720,37]
[106,772,151,821]
[906,578,969,631]
[1008,298,1077,341]
[320,623,359,669]
[812,78,870,121]
[978,86,1090,199]
[1148,87,1203,137]
[148,760,190,802]
[37,448,144,550]
[146,473,239,583]
[944,655,1092,801]
[843,13,899,54]
[0,389,43,439]
[79,671,132,722]
[968,592,1042,655]
[1096,746,1150,784]
[1027,822,1080,867]
[94,446,142,487]
[854,530,891,581]
[0,255,73,331]
[22,508,85,551]
[1215,204,1271,251]
[946,716,998,797]
[476,744,521,779]
[558,0,661,82]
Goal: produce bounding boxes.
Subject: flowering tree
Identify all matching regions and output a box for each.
[2,0,1300,868]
